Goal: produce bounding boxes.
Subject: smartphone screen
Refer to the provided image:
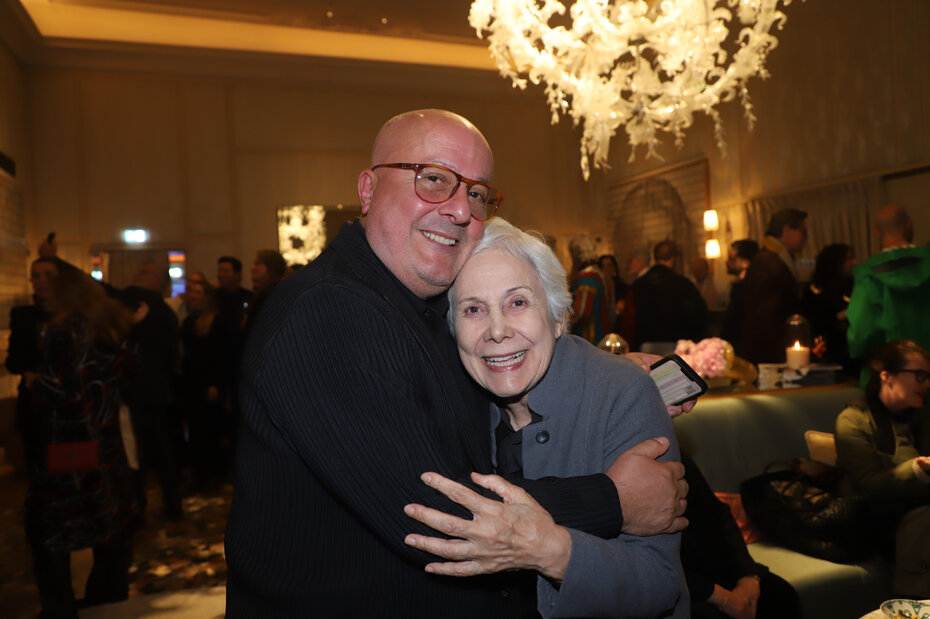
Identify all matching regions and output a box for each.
[649,354,708,407]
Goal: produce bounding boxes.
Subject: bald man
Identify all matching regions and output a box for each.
[225,110,686,617]
[847,205,930,379]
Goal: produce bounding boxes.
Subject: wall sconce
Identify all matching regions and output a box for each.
[703,210,720,259]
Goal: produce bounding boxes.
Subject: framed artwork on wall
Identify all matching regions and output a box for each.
[276,205,363,266]
[605,158,709,280]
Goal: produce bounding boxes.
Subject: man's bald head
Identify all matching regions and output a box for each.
[875,204,913,248]
[371,109,493,172]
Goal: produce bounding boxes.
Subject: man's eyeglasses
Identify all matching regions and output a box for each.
[898,369,930,384]
[371,162,503,222]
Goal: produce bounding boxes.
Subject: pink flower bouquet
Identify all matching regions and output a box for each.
[675,337,733,378]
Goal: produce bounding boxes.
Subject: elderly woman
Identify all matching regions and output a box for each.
[836,339,930,598]
[406,218,686,618]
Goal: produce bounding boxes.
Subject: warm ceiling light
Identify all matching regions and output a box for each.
[470,0,796,179]
[705,239,721,259]
[123,229,149,244]
[703,209,719,231]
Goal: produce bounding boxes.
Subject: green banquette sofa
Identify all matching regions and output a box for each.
[674,384,893,619]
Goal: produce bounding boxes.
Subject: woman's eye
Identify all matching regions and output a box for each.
[511,298,527,308]
[463,306,481,316]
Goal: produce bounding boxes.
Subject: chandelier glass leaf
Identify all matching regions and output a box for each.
[470,0,794,179]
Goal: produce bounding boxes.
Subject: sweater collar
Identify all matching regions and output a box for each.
[330,219,449,316]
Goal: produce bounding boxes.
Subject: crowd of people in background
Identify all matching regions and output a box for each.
[569,204,929,384]
[5,242,289,618]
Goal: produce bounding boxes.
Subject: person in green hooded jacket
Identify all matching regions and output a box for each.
[847,205,930,386]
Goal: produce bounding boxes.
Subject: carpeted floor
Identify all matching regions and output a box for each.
[0,463,231,618]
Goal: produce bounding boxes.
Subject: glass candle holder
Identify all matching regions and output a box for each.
[784,314,811,369]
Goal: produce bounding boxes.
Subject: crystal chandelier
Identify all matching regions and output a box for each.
[470,0,794,179]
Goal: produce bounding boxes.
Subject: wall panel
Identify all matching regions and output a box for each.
[80,74,186,246]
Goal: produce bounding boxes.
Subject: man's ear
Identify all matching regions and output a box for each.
[358,169,376,215]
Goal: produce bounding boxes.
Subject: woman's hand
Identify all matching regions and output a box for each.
[709,579,758,619]
[732,575,761,616]
[403,472,572,580]
[915,456,930,472]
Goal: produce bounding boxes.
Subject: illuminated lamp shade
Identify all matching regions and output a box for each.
[703,209,719,231]
[705,239,721,259]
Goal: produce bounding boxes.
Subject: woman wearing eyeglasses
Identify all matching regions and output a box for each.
[835,339,930,598]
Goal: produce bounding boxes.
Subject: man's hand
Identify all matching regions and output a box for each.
[403,472,572,580]
[38,236,57,258]
[606,437,688,536]
[131,301,150,324]
[622,352,697,418]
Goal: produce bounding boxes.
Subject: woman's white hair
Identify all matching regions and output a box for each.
[448,217,572,332]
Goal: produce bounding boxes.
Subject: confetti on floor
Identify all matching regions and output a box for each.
[0,472,232,618]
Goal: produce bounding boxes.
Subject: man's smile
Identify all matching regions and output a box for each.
[422,230,457,246]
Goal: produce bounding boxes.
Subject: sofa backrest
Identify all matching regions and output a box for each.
[673,385,863,493]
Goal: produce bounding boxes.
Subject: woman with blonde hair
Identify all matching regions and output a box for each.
[25,268,137,617]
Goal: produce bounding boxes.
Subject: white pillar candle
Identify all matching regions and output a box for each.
[785,341,810,369]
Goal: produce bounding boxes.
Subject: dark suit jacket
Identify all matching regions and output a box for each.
[629,264,708,349]
[738,249,799,363]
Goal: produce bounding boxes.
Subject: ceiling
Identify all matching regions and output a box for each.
[75,0,484,41]
[11,0,497,69]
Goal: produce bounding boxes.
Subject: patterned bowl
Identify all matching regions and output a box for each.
[881,599,930,619]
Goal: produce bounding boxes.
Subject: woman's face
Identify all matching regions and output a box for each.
[30,262,59,301]
[451,249,563,405]
[186,282,206,311]
[881,353,930,411]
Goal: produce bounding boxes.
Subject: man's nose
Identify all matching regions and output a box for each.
[437,184,472,224]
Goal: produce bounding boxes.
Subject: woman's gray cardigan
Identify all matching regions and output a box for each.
[490,334,688,618]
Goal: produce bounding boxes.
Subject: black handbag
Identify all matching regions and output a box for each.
[740,459,875,564]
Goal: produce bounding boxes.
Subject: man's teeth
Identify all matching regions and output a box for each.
[485,352,526,367]
[423,231,456,246]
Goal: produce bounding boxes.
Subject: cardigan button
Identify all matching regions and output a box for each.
[535,430,550,444]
